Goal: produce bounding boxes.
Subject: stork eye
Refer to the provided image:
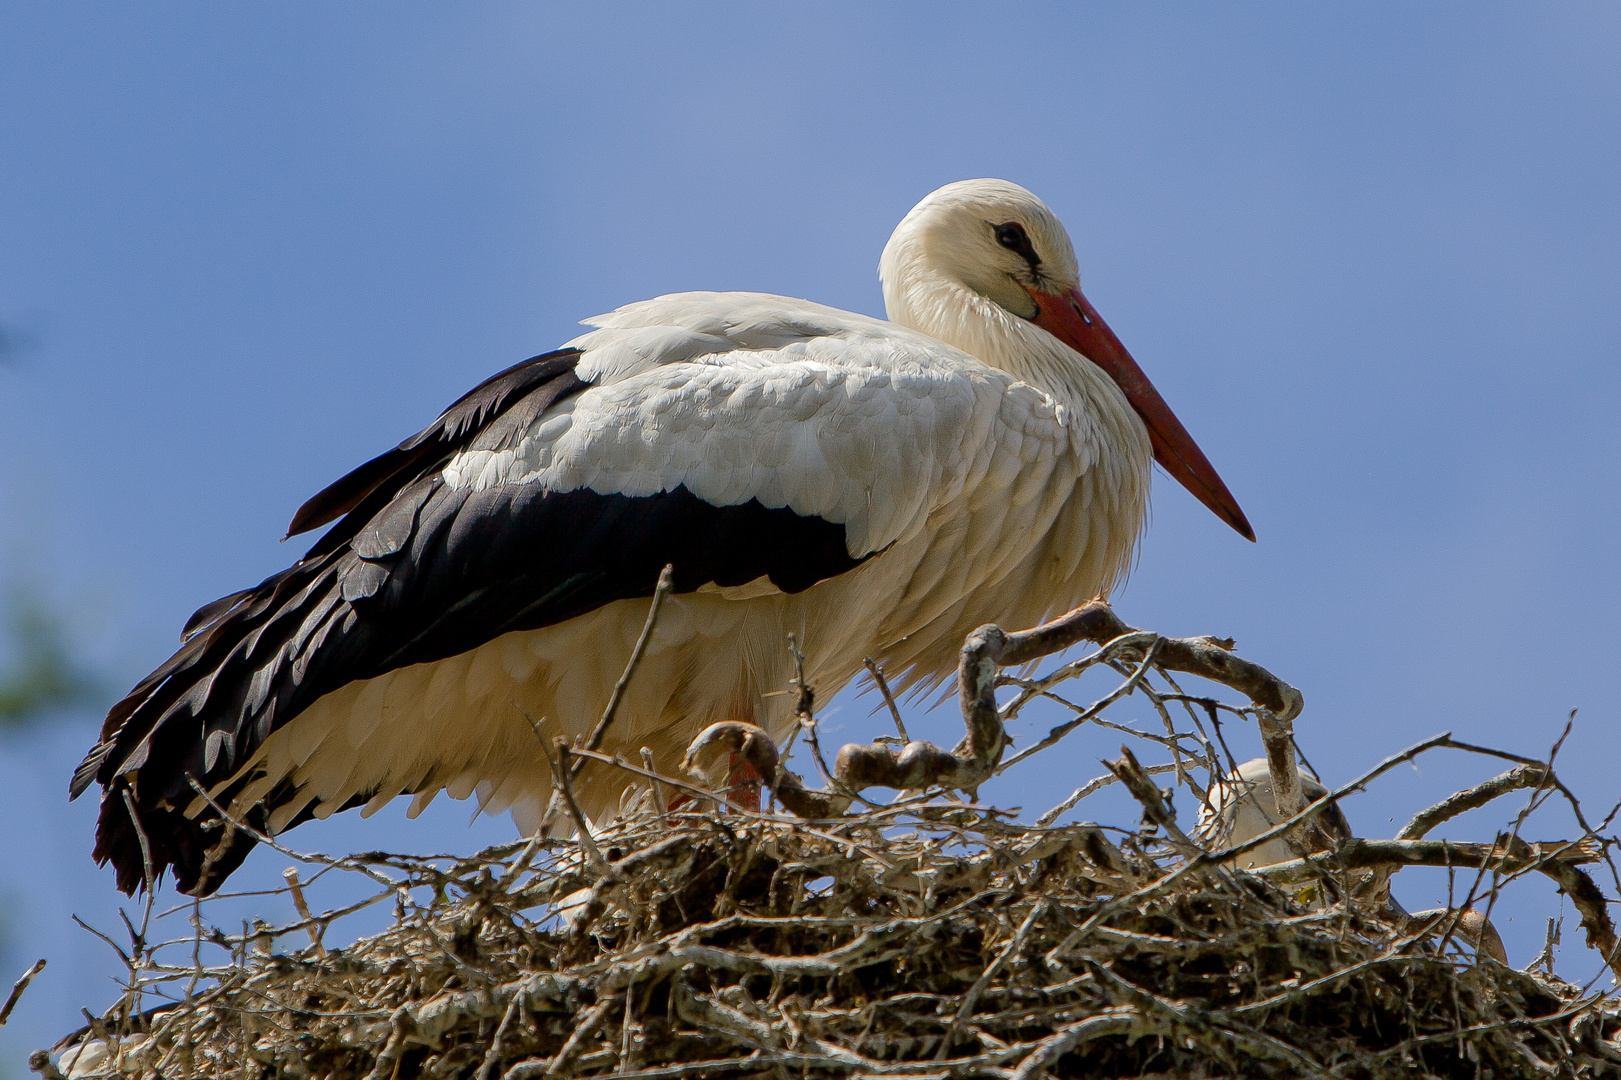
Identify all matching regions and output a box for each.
[993,222,1040,267]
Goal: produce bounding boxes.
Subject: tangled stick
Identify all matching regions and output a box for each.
[684,599,1612,984]
[685,599,1304,815]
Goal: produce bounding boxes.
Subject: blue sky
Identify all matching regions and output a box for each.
[1,2,1618,1059]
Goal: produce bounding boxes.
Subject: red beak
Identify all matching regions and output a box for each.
[1030,286,1254,542]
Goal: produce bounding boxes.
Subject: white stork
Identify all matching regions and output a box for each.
[74,179,1252,895]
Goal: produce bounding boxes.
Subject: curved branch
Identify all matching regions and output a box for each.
[988,601,1303,721]
[1255,835,1618,980]
[1398,763,1551,841]
[684,601,1304,819]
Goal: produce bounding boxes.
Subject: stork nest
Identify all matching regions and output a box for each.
[33,603,1621,1079]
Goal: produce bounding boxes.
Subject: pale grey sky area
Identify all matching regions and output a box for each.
[1,3,1618,1058]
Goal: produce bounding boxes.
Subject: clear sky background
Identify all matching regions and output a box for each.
[1,2,1618,1063]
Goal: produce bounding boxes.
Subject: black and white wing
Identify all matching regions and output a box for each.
[74,293,1045,894]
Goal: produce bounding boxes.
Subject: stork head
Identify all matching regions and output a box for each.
[881,179,1254,542]
[881,178,1079,320]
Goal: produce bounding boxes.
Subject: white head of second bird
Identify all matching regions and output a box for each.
[881,179,1254,541]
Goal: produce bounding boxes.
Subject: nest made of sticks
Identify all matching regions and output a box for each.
[32,602,1621,1079]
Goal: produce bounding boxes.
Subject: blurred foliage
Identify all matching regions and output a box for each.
[0,584,104,728]
[0,313,86,726]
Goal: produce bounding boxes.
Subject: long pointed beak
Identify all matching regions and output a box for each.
[1030,285,1255,541]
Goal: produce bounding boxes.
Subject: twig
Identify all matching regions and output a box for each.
[1398,762,1552,841]
[979,601,1302,720]
[995,630,1157,716]
[1105,745,1199,852]
[118,788,160,985]
[997,638,1161,773]
[0,959,45,1026]
[535,567,675,835]
[360,1007,412,1080]
[640,747,668,821]
[1035,763,1178,827]
[185,777,402,893]
[281,869,326,956]
[1529,917,1560,975]
[72,914,130,966]
[938,901,1049,1058]
[1252,837,1600,879]
[581,564,674,761]
[1254,707,1305,827]
[478,988,527,1080]
[545,994,618,1077]
[504,708,562,884]
[864,657,909,742]
[787,633,838,787]
[580,748,733,813]
[552,741,620,882]
[1008,1008,1138,1080]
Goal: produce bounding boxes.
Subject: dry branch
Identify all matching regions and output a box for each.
[689,601,1305,817]
[0,959,45,1027]
[1398,762,1553,841]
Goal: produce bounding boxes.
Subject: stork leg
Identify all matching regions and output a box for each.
[724,750,765,813]
[664,751,763,814]
[668,701,768,813]
[718,695,766,812]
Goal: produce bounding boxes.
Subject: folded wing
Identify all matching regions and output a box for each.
[76,294,1010,894]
